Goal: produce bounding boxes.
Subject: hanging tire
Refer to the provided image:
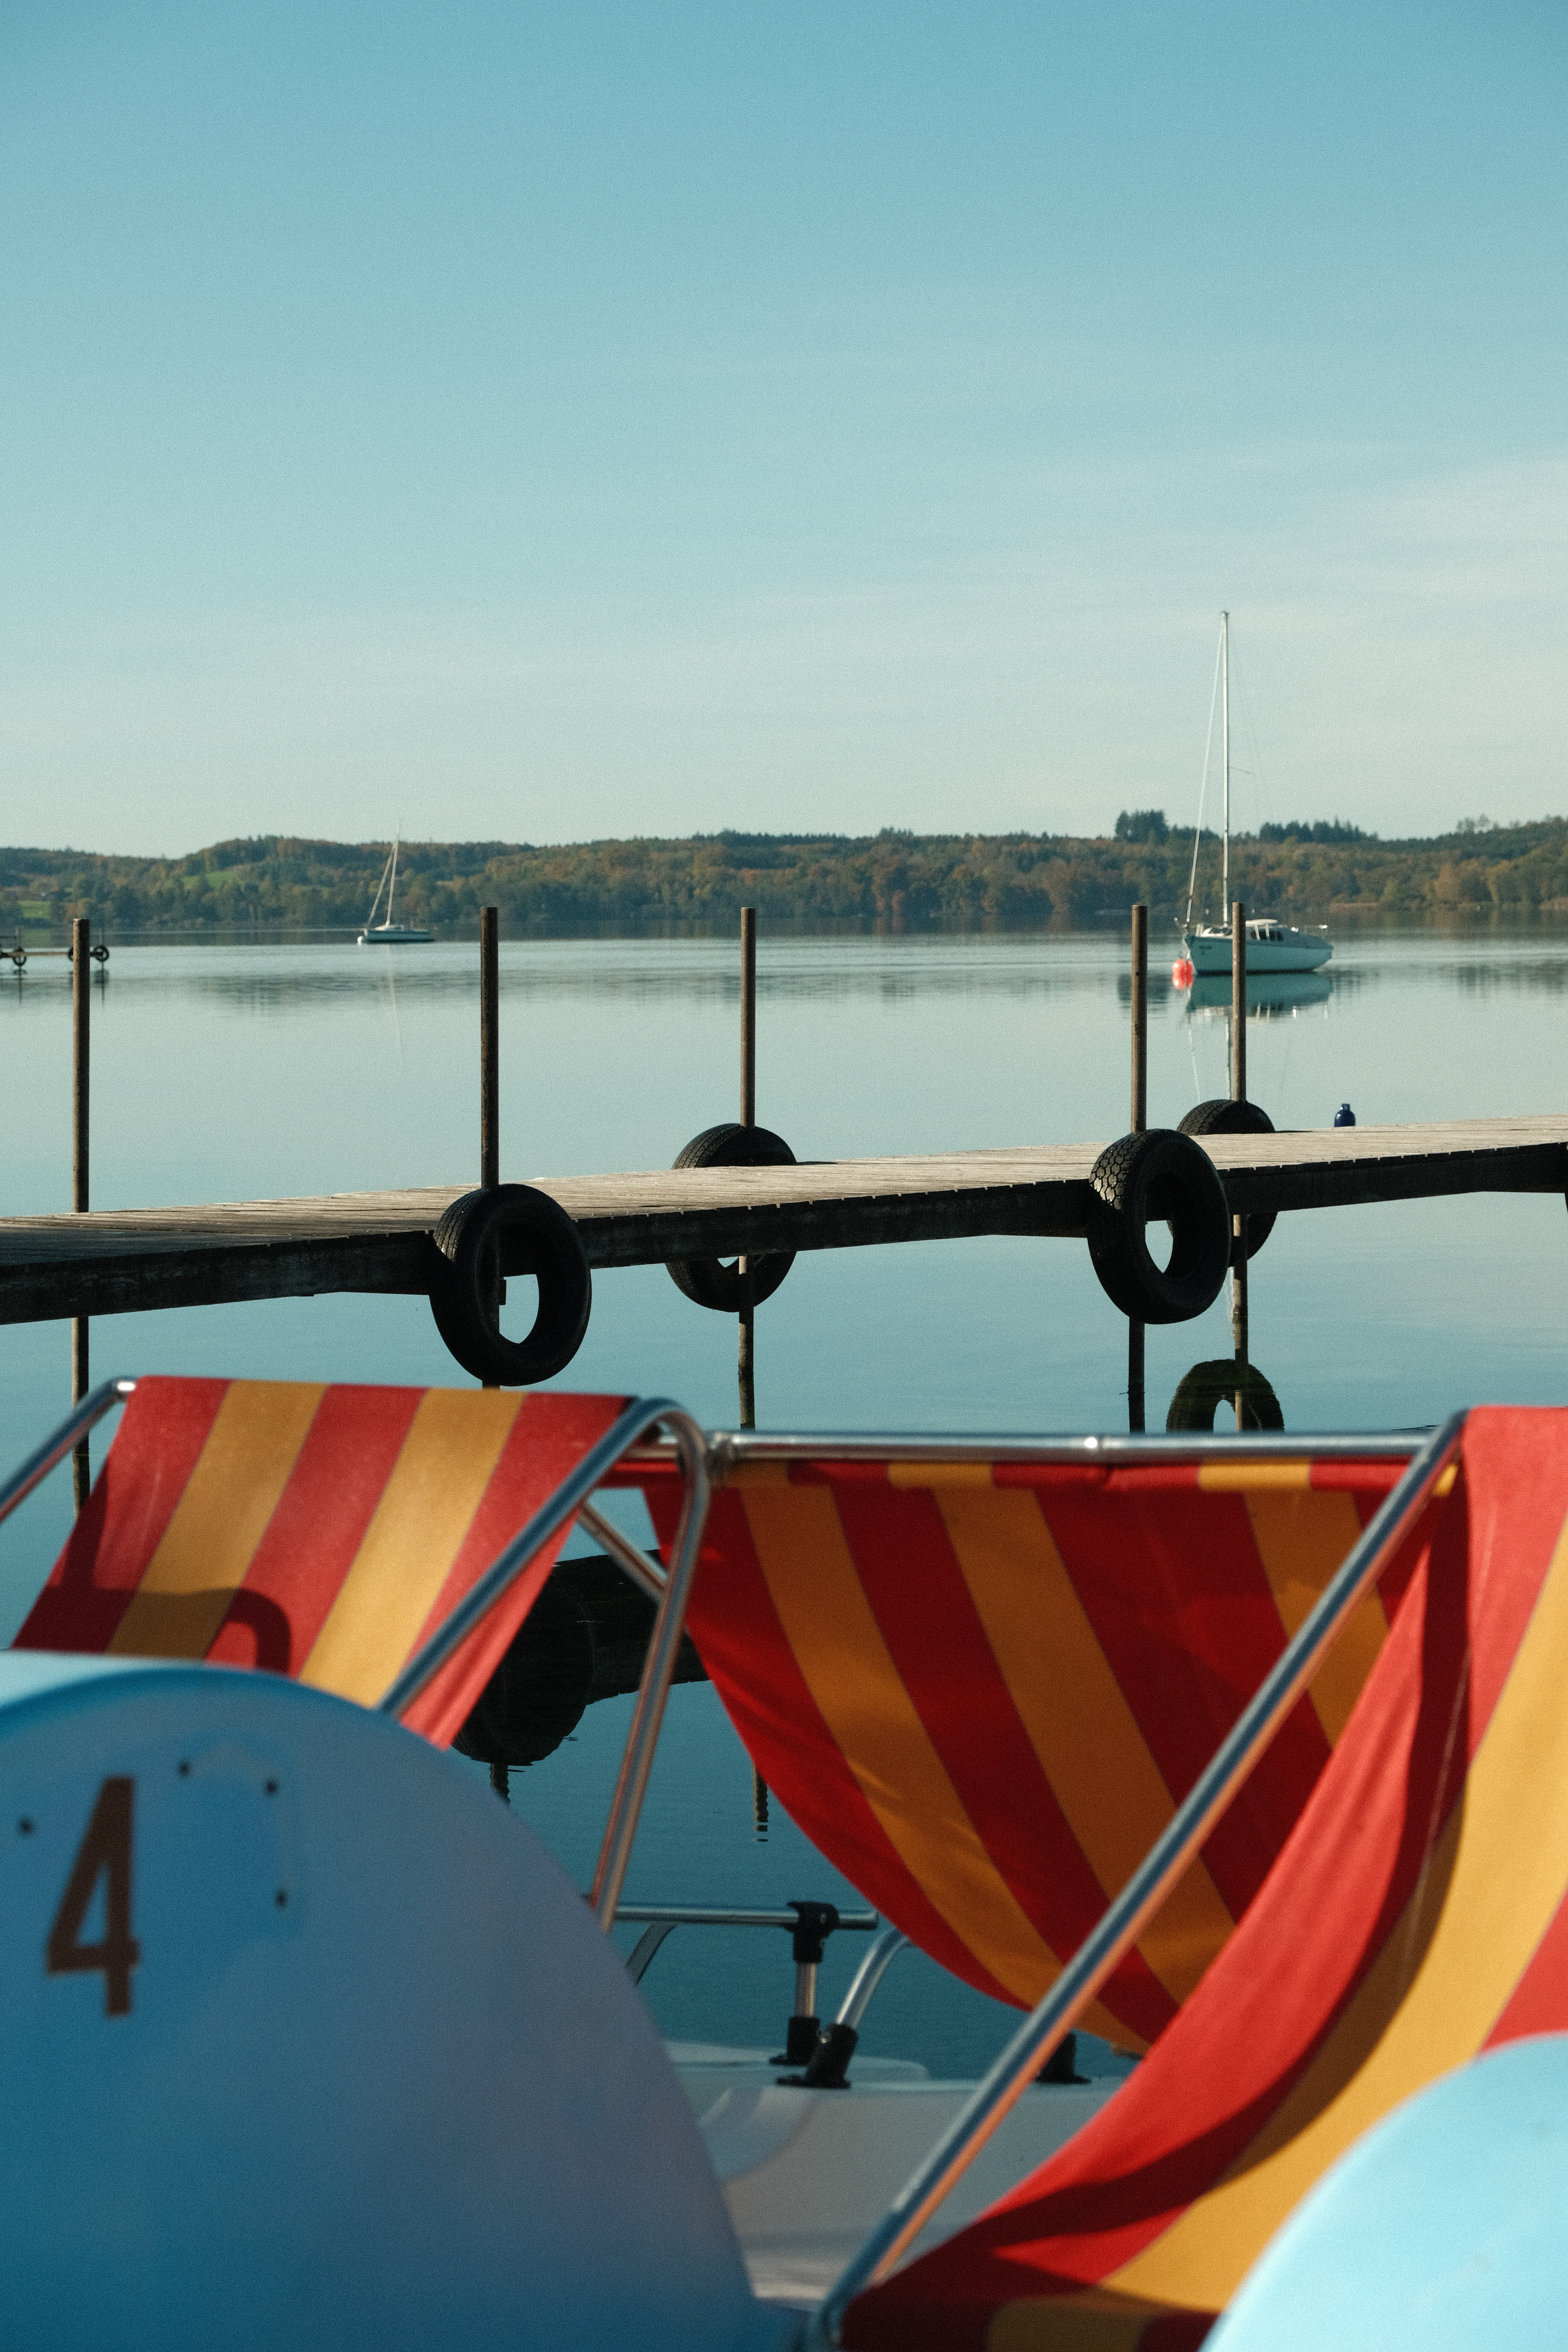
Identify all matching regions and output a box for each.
[429,1184,592,1385]
[1167,1357,1285,1433]
[1178,1098,1278,1261]
[1086,1129,1231,1323]
[665,1122,797,1313]
[453,1580,597,1767]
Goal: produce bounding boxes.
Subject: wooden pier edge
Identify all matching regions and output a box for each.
[0,1116,1565,1328]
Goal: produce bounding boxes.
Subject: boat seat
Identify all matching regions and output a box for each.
[634,1441,1437,2049]
[838,1407,1568,2346]
[12,1376,632,1741]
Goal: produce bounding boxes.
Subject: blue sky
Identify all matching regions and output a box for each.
[2,1,1564,853]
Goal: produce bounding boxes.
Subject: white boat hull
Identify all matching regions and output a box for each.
[358,925,433,945]
[673,2043,1118,2311]
[1184,927,1331,974]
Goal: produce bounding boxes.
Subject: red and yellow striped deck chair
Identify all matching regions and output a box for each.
[637,1433,1434,2051]
[10,1375,636,1743]
[835,1406,1568,2348]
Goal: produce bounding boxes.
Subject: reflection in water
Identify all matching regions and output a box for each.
[78,943,1144,1016]
[1166,1356,1285,1432]
[375,965,405,1061]
[1186,970,1332,1018]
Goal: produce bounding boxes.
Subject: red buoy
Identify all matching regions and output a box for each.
[1173,957,1194,987]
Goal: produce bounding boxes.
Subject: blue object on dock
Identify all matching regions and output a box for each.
[1334,1102,1356,1127]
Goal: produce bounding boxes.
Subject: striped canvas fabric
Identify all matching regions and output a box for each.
[646,1449,1439,2050]
[843,1408,1568,2350]
[15,1377,629,1745]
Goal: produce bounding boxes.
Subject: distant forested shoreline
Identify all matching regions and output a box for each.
[5,817,1568,936]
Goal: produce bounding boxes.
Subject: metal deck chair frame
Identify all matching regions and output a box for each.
[0,1377,713,1929]
[784,1409,1468,2346]
[1,1389,1460,2334]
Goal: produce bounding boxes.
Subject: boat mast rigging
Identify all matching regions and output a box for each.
[1181,618,1225,935]
[364,842,395,932]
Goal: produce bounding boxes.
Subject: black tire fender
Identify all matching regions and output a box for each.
[1177,1097,1277,1261]
[429,1184,592,1385]
[1166,1357,1285,1433]
[665,1122,797,1313]
[1085,1129,1232,1324]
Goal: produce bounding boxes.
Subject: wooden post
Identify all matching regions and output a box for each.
[738,1277,756,1429]
[480,906,499,1191]
[740,906,756,1130]
[738,908,757,1428]
[1128,904,1147,1433]
[479,907,501,1392]
[1230,900,1246,1105]
[1230,900,1248,1386]
[1130,903,1148,1133]
[71,917,90,1511]
[738,913,757,1430]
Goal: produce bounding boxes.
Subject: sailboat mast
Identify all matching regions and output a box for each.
[387,832,399,929]
[365,843,393,930]
[1220,609,1230,916]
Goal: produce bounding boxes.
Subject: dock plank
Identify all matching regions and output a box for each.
[0,1116,1564,1325]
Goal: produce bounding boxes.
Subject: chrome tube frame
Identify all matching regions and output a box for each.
[574,1497,666,1601]
[625,1921,678,1983]
[709,1427,1426,1476]
[810,1407,1467,2345]
[614,1905,880,1991]
[616,1905,879,1932]
[587,1404,712,1926]
[377,1396,699,1721]
[0,1378,135,1530]
[379,1396,712,1940]
[836,1926,910,2032]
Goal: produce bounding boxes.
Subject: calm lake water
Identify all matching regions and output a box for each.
[3,920,1565,2072]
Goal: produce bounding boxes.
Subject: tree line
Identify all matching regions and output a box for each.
[4,816,1568,935]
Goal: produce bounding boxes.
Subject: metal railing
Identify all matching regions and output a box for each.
[614,1902,879,1988]
[0,1378,135,1530]
[836,1925,910,2032]
[808,1406,1467,2346]
[707,1427,1427,1476]
[376,1395,713,1933]
[1,1380,712,1954]
[575,1496,666,1600]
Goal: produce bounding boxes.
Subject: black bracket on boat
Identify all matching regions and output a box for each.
[770,1899,842,2069]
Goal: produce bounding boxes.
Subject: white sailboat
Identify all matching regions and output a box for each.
[357,833,433,945]
[1181,611,1331,975]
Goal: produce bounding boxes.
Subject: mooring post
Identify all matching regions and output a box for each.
[740,905,756,1130]
[71,917,90,1511]
[480,906,499,1191]
[482,905,508,1789]
[1130,903,1148,1133]
[479,906,501,1395]
[1230,899,1249,1385]
[1230,900,1246,1104]
[738,906,757,1429]
[1128,903,1148,1433]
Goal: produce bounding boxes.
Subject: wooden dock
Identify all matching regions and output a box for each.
[1,1113,1565,1326]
